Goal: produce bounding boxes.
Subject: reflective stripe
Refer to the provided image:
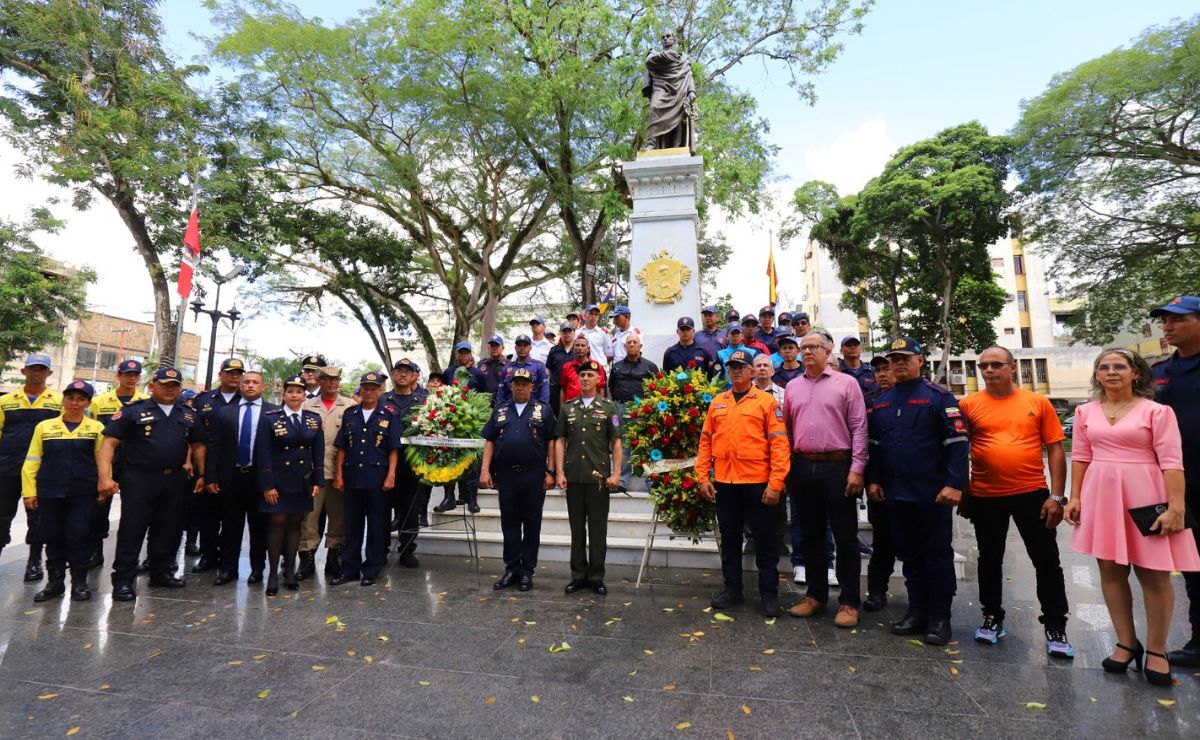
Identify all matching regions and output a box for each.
[943,437,968,446]
[24,455,40,462]
[767,431,787,438]
[868,440,879,446]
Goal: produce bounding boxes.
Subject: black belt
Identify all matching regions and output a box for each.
[234,465,254,474]
[796,450,851,462]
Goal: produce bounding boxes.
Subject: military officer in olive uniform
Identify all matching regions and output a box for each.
[480,369,556,592]
[98,367,205,602]
[554,360,622,595]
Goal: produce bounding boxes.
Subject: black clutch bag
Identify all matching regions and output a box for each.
[1127,503,1197,537]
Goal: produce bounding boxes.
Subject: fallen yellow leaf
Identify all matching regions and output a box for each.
[530,695,540,703]
[848,666,856,673]
[748,666,762,672]
[347,650,357,657]
[227,660,244,666]
[741,704,751,715]
[944,649,960,655]
[257,689,271,699]
[762,649,775,655]
[623,695,635,703]
[702,607,713,613]
[253,654,267,661]
[693,631,705,637]
[644,649,654,655]
[99,684,111,690]
[517,638,526,645]
[66,728,80,737]
[525,621,537,625]
[418,680,431,687]
[663,683,677,691]
[83,643,93,650]
[325,616,339,624]
[290,710,299,718]
[950,659,963,664]
[549,641,571,653]
[764,618,776,626]
[364,656,374,663]
[484,696,496,705]
[1157,699,1176,708]
[628,670,638,676]
[1024,702,1046,710]
[38,693,59,700]
[662,608,675,613]
[713,613,734,622]
[727,732,736,740]
[675,721,692,731]
[311,665,326,671]
[1089,697,1096,703]
[148,651,162,659]
[906,639,924,647]
[378,636,389,642]
[950,667,959,676]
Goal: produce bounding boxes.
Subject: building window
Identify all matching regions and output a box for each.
[1020,359,1034,387]
[1004,327,1015,335]
[1013,254,1025,275]
[76,347,96,367]
[1020,327,1032,348]
[1141,323,1153,338]
[99,350,119,371]
[1017,291,1028,312]
[991,257,1005,271]
[1035,358,1048,384]
[965,360,976,378]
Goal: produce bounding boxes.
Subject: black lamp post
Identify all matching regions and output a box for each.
[190,266,246,390]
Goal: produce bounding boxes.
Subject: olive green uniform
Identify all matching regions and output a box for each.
[555,396,620,582]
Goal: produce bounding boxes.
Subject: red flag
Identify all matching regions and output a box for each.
[766,243,778,307]
[177,206,200,298]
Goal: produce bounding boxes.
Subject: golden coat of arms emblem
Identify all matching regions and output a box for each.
[635,250,692,304]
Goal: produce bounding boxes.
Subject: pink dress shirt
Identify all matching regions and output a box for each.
[782,365,868,474]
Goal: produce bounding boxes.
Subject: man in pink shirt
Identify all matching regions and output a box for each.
[782,333,868,627]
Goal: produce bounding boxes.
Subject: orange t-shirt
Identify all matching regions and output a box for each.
[960,387,1065,496]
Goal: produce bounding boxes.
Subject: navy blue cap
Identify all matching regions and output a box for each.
[886,337,922,356]
[24,353,52,368]
[841,336,862,346]
[63,379,95,399]
[613,306,631,317]
[725,309,740,321]
[453,340,472,352]
[727,323,743,334]
[869,355,890,368]
[1149,295,1200,317]
[529,316,545,325]
[776,334,799,347]
[488,335,504,345]
[701,305,718,314]
[359,371,386,386]
[725,349,754,366]
[778,311,792,322]
[677,316,695,329]
[393,358,420,373]
[514,334,532,344]
[565,310,580,319]
[759,305,775,316]
[301,355,327,369]
[220,358,245,372]
[793,311,810,322]
[117,359,143,374]
[283,375,306,389]
[180,388,197,400]
[560,322,575,331]
[154,366,184,384]
[741,314,759,325]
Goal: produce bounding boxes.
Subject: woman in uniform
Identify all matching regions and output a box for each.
[255,376,324,595]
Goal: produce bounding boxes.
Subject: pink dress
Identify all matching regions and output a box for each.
[1069,400,1200,570]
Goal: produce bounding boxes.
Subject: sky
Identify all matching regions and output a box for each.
[3,0,1194,373]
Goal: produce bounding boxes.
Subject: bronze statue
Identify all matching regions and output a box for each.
[641,32,698,154]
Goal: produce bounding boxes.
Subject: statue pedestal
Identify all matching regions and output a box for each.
[623,151,704,370]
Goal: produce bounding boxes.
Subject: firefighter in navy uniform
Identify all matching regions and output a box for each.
[383,359,427,568]
[480,368,556,592]
[22,380,105,602]
[866,337,969,646]
[1149,296,1200,667]
[98,367,205,602]
[663,317,717,377]
[190,358,245,573]
[87,359,148,570]
[0,353,63,583]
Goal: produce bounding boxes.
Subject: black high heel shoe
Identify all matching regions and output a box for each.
[1102,641,1144,673]
[1144,650,1173,686]
[265,570,279,597]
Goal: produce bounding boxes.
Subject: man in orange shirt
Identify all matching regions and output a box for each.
[960,346,1072,658]
[696,349,791,616]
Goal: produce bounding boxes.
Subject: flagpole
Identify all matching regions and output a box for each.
[171,191,199,369]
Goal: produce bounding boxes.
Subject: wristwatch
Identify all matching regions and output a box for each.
[1049,494,1067,505]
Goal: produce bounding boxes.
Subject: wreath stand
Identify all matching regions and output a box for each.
[633,456,719,589]
[401,436,484,583]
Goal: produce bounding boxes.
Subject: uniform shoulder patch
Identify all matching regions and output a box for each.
[110,410,122,421]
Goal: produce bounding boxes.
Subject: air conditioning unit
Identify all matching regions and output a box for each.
[950,373,966,385]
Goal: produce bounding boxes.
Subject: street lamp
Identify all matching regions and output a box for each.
[190,265,247,390]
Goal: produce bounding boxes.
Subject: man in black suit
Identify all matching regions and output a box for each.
[204,371,272,585]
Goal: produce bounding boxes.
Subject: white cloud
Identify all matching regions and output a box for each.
[802,119,897,196]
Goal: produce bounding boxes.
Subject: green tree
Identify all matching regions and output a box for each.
[0,0,210,364]
[1011,16,1200,344]
[0,212,95,364]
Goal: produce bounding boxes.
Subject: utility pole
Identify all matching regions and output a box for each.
[189,265,247,390]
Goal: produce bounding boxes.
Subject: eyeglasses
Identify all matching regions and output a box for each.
[977,362,1010,370]
[800,345,825,352]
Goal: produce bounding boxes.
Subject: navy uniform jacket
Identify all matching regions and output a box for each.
[254,407,325,495]
[104,399,202,470]
[866,378,969,503]
[772,365,804,387]
[194,388,241,445]
[442,364,487,390]
[663,342,717,377]
[22,417,105,499]
[204,401,279,490]
[0,389,63,477]
[335,402,402,490]
[696,328,728,355]
[382,387,429,430]
[755,329,779,354]
[478,357,508,398]
[546,344,573,401]
[840,361,877,401]
[497,358,551,406]
[1153,351,1200,490]
[481,399,557,472]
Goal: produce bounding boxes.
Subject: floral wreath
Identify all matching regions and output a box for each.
[624,362,722,542]
[403,379,492,486]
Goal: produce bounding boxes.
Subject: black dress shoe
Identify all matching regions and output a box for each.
[296,550,316,580]
[329,573,356,586]
[891,610,929,636]
[360,576,377,587]
[138,558,151,573]
[564,579,590,594]
[591,581,608,595]
[265,584,278,596]
[24,560,44,582]
[518,575,533,592]
[247,571,263,584]
[149,576,186,588]
[1167,638,1200,667]
[285,581,300,591]
[493,571,518,590]
[112,584,136,602]
[862,592,887,612]
[710,588,745,609]
[432,496,457,513]
[399,552,420,568]
[924,619,952,646]
[213,571,238,586]
[418,514,430,527]
[191,555,217,573]
[84,545,104,570]
[760,594,780,617]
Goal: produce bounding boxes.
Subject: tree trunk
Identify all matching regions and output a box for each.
[937,262,956,385]
[108,190,177,365]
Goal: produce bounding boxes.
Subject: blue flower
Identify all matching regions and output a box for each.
[675,372,688,381]
[701,393,713,403]
[656,401,669,412]
[650,449,663,461]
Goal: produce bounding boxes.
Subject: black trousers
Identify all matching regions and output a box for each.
[971,489,1069,630]
[888,499,956,620]
[342,487,390,578]
[0,474,41,548]
[112,468,188,585]
[41,496,93,569]
[866,498,896,597]
[715,482,779,596]
[1185,480,1200,636]
[789,457,861,607]
[496,469,546,576]
[393,465,420,556]
[218,470,266,575]
[190,487,222,559]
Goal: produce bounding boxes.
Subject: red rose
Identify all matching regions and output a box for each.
[687,360,696,368]
[663,415,676,426]
[682,477,695,490]
[686,423,697,434]
[662,474,672,485]
[687,407,699,418]
[683,384,694,394]
[647,425,658,436]
[426,456,435,463]
[642,404,652,414]
[656,372,664,379]
[647,383,657,392]
[448,405,456,412]
[427,411,436,419]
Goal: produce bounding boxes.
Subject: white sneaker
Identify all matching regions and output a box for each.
[793,565,806,584]
[827,567,839,588]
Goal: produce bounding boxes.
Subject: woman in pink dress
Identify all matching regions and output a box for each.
[1064,348,1199,687]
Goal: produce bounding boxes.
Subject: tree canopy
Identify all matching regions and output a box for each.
[1012,15,1200,344]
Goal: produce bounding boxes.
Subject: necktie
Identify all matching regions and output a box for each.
[237,401,255,466]
[290,413,301,431]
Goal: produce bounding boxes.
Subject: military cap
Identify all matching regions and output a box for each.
[510,368,534,383]
[577,360,602,375]
[886,336,922,356]
[359,371,386,386]
[677,316,695,329]
[514,334,532,344]
[318,365,343,379]
[154,366,184,384]
[220,358,245,372]
[392,358,419,373]
[301,354,327,370]
[283,375,307,389]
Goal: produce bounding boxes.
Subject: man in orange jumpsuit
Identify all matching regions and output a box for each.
[696,349,792,616]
